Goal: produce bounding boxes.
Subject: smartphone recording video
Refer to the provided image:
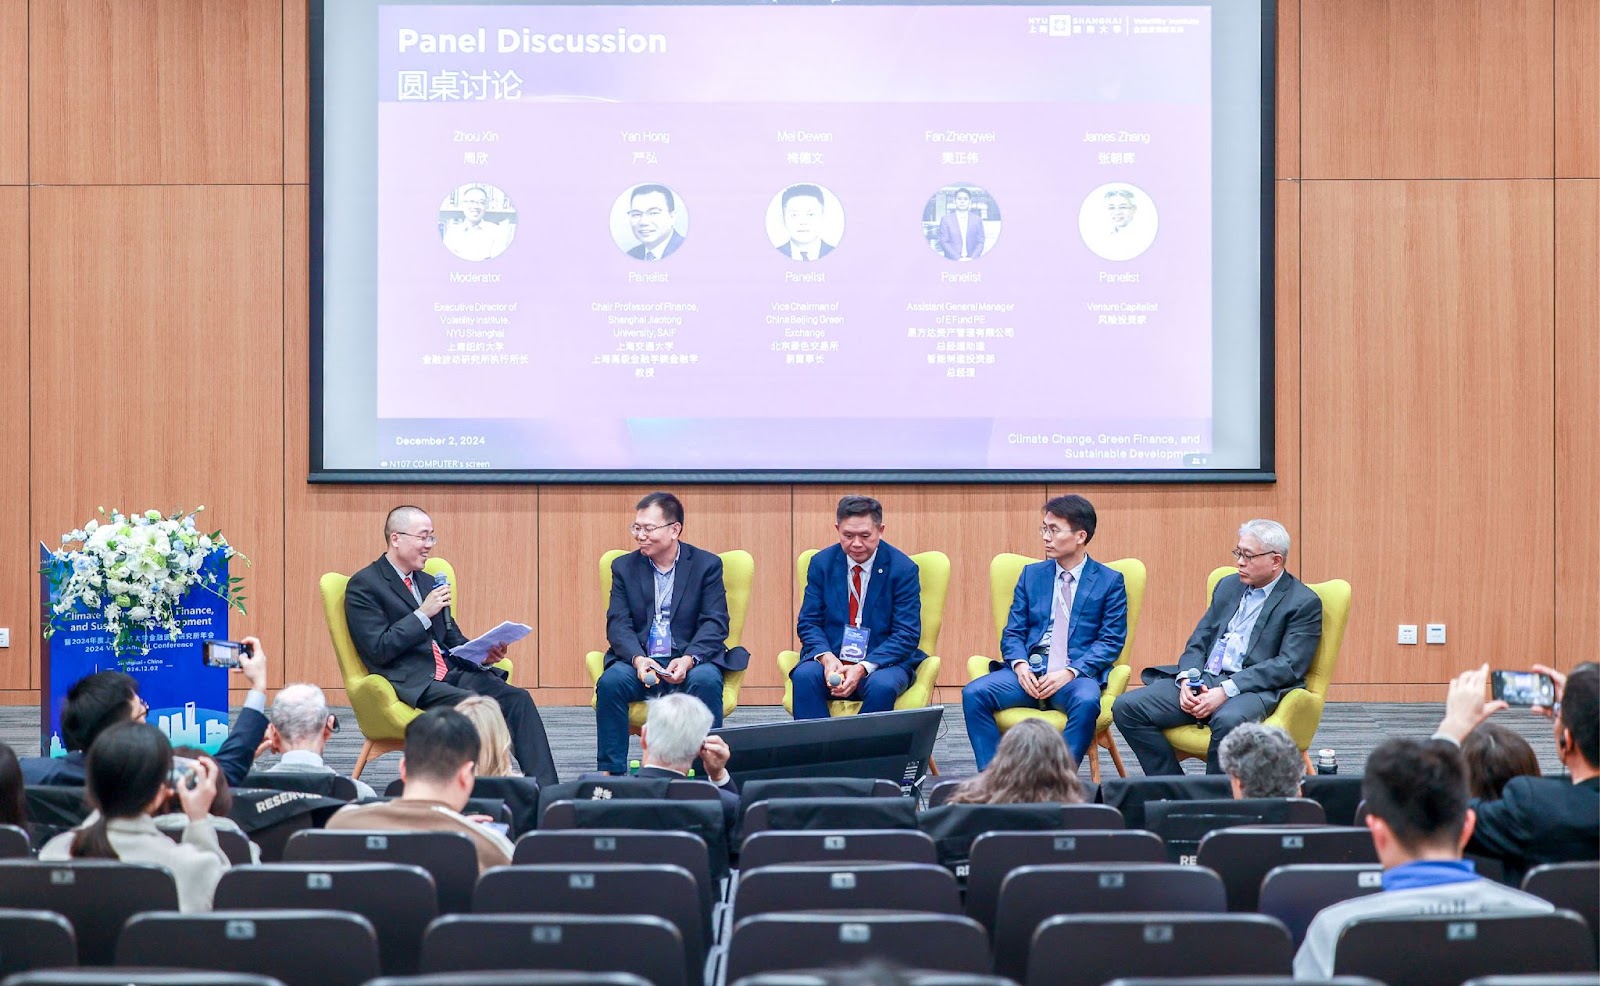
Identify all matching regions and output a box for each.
[202,639,251,669]
[1491,670,1555,708]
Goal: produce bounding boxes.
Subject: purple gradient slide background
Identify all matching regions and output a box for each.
[373,4,1213,470]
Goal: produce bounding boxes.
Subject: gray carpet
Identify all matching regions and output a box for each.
[1,700,1565,792]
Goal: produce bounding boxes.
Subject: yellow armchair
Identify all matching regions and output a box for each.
[320,557,510,780]
[583,549,752,730]
[776,549,949,717]
[1160,566,1352,770]
[965,554,1146,783]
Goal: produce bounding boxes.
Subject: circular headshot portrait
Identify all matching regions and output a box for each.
[610,183,690,261]
[923,184,1001,261]
[767,183,844,262]
[1079,183,1158,262]
[438,183,516,262]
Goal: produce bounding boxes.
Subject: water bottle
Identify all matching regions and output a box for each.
[1315,748,1338,775]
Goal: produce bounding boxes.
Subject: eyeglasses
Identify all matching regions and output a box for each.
[1231,548,1280,562]
[630,522,679,537]
[1040,525,1075,537]
[396,532,437,546]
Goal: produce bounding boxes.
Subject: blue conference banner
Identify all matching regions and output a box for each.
[38,544,232,758]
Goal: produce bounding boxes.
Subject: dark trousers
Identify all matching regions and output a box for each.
[1110,675,1275,775]
[791,660,912,720]
[418,665,560,786]
[962,668,1104,770]
[593,660,725,774]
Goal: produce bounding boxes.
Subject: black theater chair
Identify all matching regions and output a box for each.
[420,913,687,986]
[473,863,705,986]
[512,828,715,935]
[739,829,938,869]
[1195,825,1378,911]
[1257,862,1383,947]
[1331,911,1597,986]
[991,863,1226,981]
[0,859,177,964]
[283,829,477,914]
[731,862,961,924]
[1024,913,1294,986]
[0,909,77,978]
[965,829,1165,931]
[725,912,990,982]
[116,910,380,986]
[214,862,438,975]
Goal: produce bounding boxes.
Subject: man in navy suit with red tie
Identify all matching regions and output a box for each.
[791,495,923,719]
[963,495,1128,770]
[344,505,559,785]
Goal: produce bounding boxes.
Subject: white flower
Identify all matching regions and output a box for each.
[128,606,150,621]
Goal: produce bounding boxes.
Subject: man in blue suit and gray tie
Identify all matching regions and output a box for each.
[791,495,923,719]
[963,495,1128,770]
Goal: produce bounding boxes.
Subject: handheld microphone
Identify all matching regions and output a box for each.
[435,574,451,631]
[1178,668,1203,692]
[1026,644,1049,677]
[827,671,844,687]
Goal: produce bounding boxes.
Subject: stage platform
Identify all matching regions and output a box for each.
[0,701,1565,793]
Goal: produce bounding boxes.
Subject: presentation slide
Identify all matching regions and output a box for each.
[315,1,1271,480]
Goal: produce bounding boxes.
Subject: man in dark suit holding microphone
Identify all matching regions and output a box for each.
[1113,519,1322,775]
[791,495,923,719]
[962,494,1128,770]
[595,492,747,775]
[344,505,558,785]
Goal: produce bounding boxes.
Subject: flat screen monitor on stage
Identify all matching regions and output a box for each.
[313,0,1275,482]
[712,707,943,792]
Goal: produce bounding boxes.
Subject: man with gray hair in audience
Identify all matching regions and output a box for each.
[263,683,377,799]
[1218,722,1304,799]
[635,692,740,836]
[1113,519,1323,774]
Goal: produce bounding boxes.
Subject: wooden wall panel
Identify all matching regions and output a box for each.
[0,0,25,183]
[1276,0,1300,179]
[1301,181,1556,684]
[29,186,286,688]
[536,487,793,699]
[1557,0,1599,177]
[1555,180,1598,666]
[0,188,29,689]
[1302,0,1554,179]
[285,0,308,184]
[29,0,283,185]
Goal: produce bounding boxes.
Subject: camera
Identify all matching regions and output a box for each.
[168,756,201,791]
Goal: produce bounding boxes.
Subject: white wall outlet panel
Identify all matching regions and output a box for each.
[1426,624,1446,645]
[1398,624,1418,645]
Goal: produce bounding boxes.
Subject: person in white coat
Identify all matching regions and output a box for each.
[40,721,230,912]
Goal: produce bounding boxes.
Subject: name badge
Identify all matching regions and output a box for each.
[647,616,672,659]
[840,625,870,664]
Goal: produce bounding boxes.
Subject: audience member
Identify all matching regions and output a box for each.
[1294,736,1553,978]
[263,682,378,798]
[1218,722,1304,799]
[1460,721,1540,800]
[326,708,514,872]
[1434,662,1599,881]
[945,719,1085,805]
[456,695,514,777]
[39,722,231,911]
[0,742,24,830]
[22,638,270,786]
[628,692,740,835]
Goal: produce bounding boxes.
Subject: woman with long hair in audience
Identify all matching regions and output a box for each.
[0,742,26,830]
[945,718,1085,804]
[38,721,230,910]
[1461,721,1541,800]
[457,694,514,777]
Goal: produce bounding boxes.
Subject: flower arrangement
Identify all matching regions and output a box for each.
[43,507,248,657]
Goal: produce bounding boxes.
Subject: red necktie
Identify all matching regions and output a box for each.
[405,575,448,681]
[848,564,863,627]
